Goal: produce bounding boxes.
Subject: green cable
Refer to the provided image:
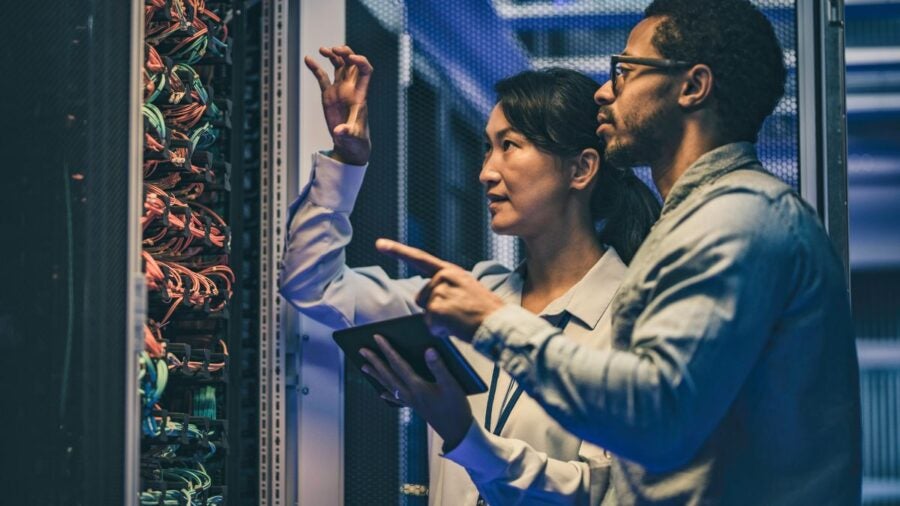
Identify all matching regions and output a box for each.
[147,71,167,104]
[173,63,206,104]
[159,469,196,504]
[171,0,187,27]
[142,103,167,141]
[138,351,148,382]
[204,99,221,121]
[140,490,181,505]
[155,358,168,401]
[192,385,216,419]
[189,122,215,151]
[172,36,209,65]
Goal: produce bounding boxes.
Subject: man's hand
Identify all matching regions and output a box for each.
[304,46,372,165]
[376,238,505,342]
[360,336,474,451]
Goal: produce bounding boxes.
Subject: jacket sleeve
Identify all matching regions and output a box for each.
[443,420,612,505]
[471,191,795,472]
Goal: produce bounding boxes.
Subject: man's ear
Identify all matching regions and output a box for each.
[679,64,714,110]
[570,148,600,191]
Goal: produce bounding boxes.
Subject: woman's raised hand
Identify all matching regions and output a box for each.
[305,45,373,166]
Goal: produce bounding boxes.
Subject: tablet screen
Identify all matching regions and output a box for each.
[333,314,487,396]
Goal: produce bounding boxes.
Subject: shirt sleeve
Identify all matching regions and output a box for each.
[443,420,611,505]
[472,191,796,472]
[278,151,428,328]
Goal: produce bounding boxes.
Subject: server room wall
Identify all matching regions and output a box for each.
[0,1,134,504]
[845,3,900,505]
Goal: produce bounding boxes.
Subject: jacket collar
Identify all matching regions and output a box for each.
[660,142,761,219]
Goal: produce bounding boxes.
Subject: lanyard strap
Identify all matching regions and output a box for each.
[483,311,571,436]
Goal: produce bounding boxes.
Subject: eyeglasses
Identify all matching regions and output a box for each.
[610,54,694,96]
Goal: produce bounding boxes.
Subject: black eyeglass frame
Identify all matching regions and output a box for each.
[610,54,694,96]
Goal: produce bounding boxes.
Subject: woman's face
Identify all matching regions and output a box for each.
[480,104,571,237]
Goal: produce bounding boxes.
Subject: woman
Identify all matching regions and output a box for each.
[280,46,660,505]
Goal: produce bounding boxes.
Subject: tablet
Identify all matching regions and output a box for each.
[333,314,488,396]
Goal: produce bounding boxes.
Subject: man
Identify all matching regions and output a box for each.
[373,0,862,504]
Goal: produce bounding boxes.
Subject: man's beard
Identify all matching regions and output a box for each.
[601,105,668,170]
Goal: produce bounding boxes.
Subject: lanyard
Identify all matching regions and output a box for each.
[482,312,571,436]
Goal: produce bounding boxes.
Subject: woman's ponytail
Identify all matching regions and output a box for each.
[593,168,660,265]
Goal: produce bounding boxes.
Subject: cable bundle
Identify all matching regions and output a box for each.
[140,463,217,505]
[143,64,222,177]
[146,324,166,359]
[143,103,168,156]
[142,186,229,255]
[167,340,228,377]
[140,2,232,503]
[145,0,229,64]
[192,385,218,419]
[144,44,168,103]
[144,255,234,327]
[139,351,169,436]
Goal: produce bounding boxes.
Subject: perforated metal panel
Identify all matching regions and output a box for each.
[344,4,404,504]
[0,1,137,504]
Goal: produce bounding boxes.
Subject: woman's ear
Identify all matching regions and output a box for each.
[570,148,600,191]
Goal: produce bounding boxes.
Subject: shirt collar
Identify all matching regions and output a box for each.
[491,263,526,304]
[498,247,627,330]
[660,142,761,219]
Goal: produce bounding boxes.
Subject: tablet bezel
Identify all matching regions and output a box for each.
[332,314,488,396]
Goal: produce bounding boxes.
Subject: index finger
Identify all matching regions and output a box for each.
[303,55,331,91]
[375,238,451,276]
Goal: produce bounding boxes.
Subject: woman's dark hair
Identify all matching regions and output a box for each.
[494,68,660,264]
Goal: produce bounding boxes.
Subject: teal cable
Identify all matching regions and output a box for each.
[142,103,167,141]
[190,122,215,151]
[173,63,206,104]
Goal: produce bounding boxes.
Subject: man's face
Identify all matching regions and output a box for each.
[594,17,682,169]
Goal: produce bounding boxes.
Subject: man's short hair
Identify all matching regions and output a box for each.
[644,0,787,143]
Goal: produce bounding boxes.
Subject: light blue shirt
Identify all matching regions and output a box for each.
[473,142,862,505]
[279,152,629,505]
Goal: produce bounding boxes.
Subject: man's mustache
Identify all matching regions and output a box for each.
[597,106,616,126]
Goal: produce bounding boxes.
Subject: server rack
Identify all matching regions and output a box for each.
[0,0,290,504]
[1,1,140,503]
[137,0,288,504]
